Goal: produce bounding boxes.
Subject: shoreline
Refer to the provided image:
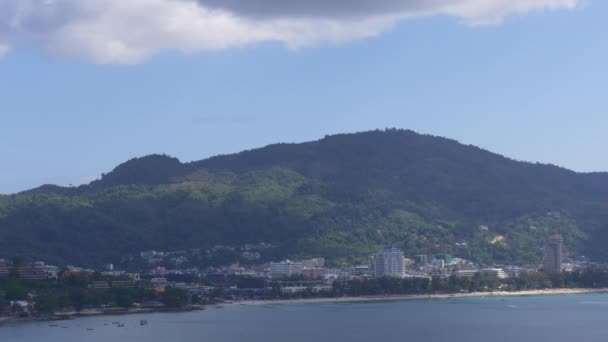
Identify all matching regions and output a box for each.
[2,288,608,326]
[227,288,608,307]
[0,306,205,327]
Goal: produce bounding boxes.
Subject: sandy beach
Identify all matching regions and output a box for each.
[228,288,608,307]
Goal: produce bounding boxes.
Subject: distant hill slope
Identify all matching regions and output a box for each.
[1,129,608,268]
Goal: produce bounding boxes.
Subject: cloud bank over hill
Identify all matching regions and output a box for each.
[0,0,579,64]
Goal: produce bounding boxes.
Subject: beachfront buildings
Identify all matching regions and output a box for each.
[374,246,406,278]
[270,260,304,279]
[454,268,509,279]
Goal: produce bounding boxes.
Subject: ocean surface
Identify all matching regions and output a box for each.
[2,293,608,342]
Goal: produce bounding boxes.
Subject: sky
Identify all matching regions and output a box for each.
[0,0,606,194]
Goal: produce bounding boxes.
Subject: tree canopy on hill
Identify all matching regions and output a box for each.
[1,129,608,267]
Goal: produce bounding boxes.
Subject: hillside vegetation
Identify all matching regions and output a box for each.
[1,129,608,267]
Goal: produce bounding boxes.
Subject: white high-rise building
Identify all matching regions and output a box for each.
[270,260,304,279]
[374,246,406,278]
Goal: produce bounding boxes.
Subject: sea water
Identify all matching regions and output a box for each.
[2,293,608,342]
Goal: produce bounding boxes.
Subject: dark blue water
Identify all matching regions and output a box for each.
[2,294,608,341]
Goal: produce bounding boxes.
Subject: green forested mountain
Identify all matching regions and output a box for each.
[1,129,608,267]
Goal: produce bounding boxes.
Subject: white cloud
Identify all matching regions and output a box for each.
[0,0,580,64]
[438,0,580,25]
[0,43,9,56]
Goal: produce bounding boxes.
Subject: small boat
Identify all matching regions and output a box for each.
[49,324,59,327]
[87,328,94,331]
[117,324,125,328]
[140,320,148,326]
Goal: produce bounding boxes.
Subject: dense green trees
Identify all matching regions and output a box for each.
[1,129,608,267]
[162,287,188,308]
[332,276,479,297]
[35,291,58,314]
[0,275,190,315]
[329,269,608,298]
[113,289,135,308]
[4,280,28,301]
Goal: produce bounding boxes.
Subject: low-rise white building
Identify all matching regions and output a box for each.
[455,268,509,279]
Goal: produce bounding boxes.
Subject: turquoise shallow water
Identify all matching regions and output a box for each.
[2,293,608,342]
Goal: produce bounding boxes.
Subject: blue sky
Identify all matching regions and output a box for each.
[0,0,606,194]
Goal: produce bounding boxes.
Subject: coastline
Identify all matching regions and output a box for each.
[227,288,608,307]
[3,288,608,326]
[0,305,205,327]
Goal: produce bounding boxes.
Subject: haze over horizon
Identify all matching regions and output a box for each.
[1,0,607,194]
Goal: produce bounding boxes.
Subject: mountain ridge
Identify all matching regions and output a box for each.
[21,130,607,197]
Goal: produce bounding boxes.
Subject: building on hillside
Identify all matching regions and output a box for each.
[433,254,454,266]
[416,255,432,265]
[20,262,50,280]
[269,260,303,279]
[374,246,406,278]
[302,258,325,269]
[0,260,9,277]
[0,260,48,280]
[542,235,563,273]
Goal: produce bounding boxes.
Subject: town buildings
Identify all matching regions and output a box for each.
[270,260,304,279]
[374,246,406,278]
[149,277,169,290]
[302,258,325,269]
[0,260,51,280]
[302,258,325,279]
[454,268,509,279]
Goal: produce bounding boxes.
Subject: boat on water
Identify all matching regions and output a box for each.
[140,320,148,326]
[117,324,125,327]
